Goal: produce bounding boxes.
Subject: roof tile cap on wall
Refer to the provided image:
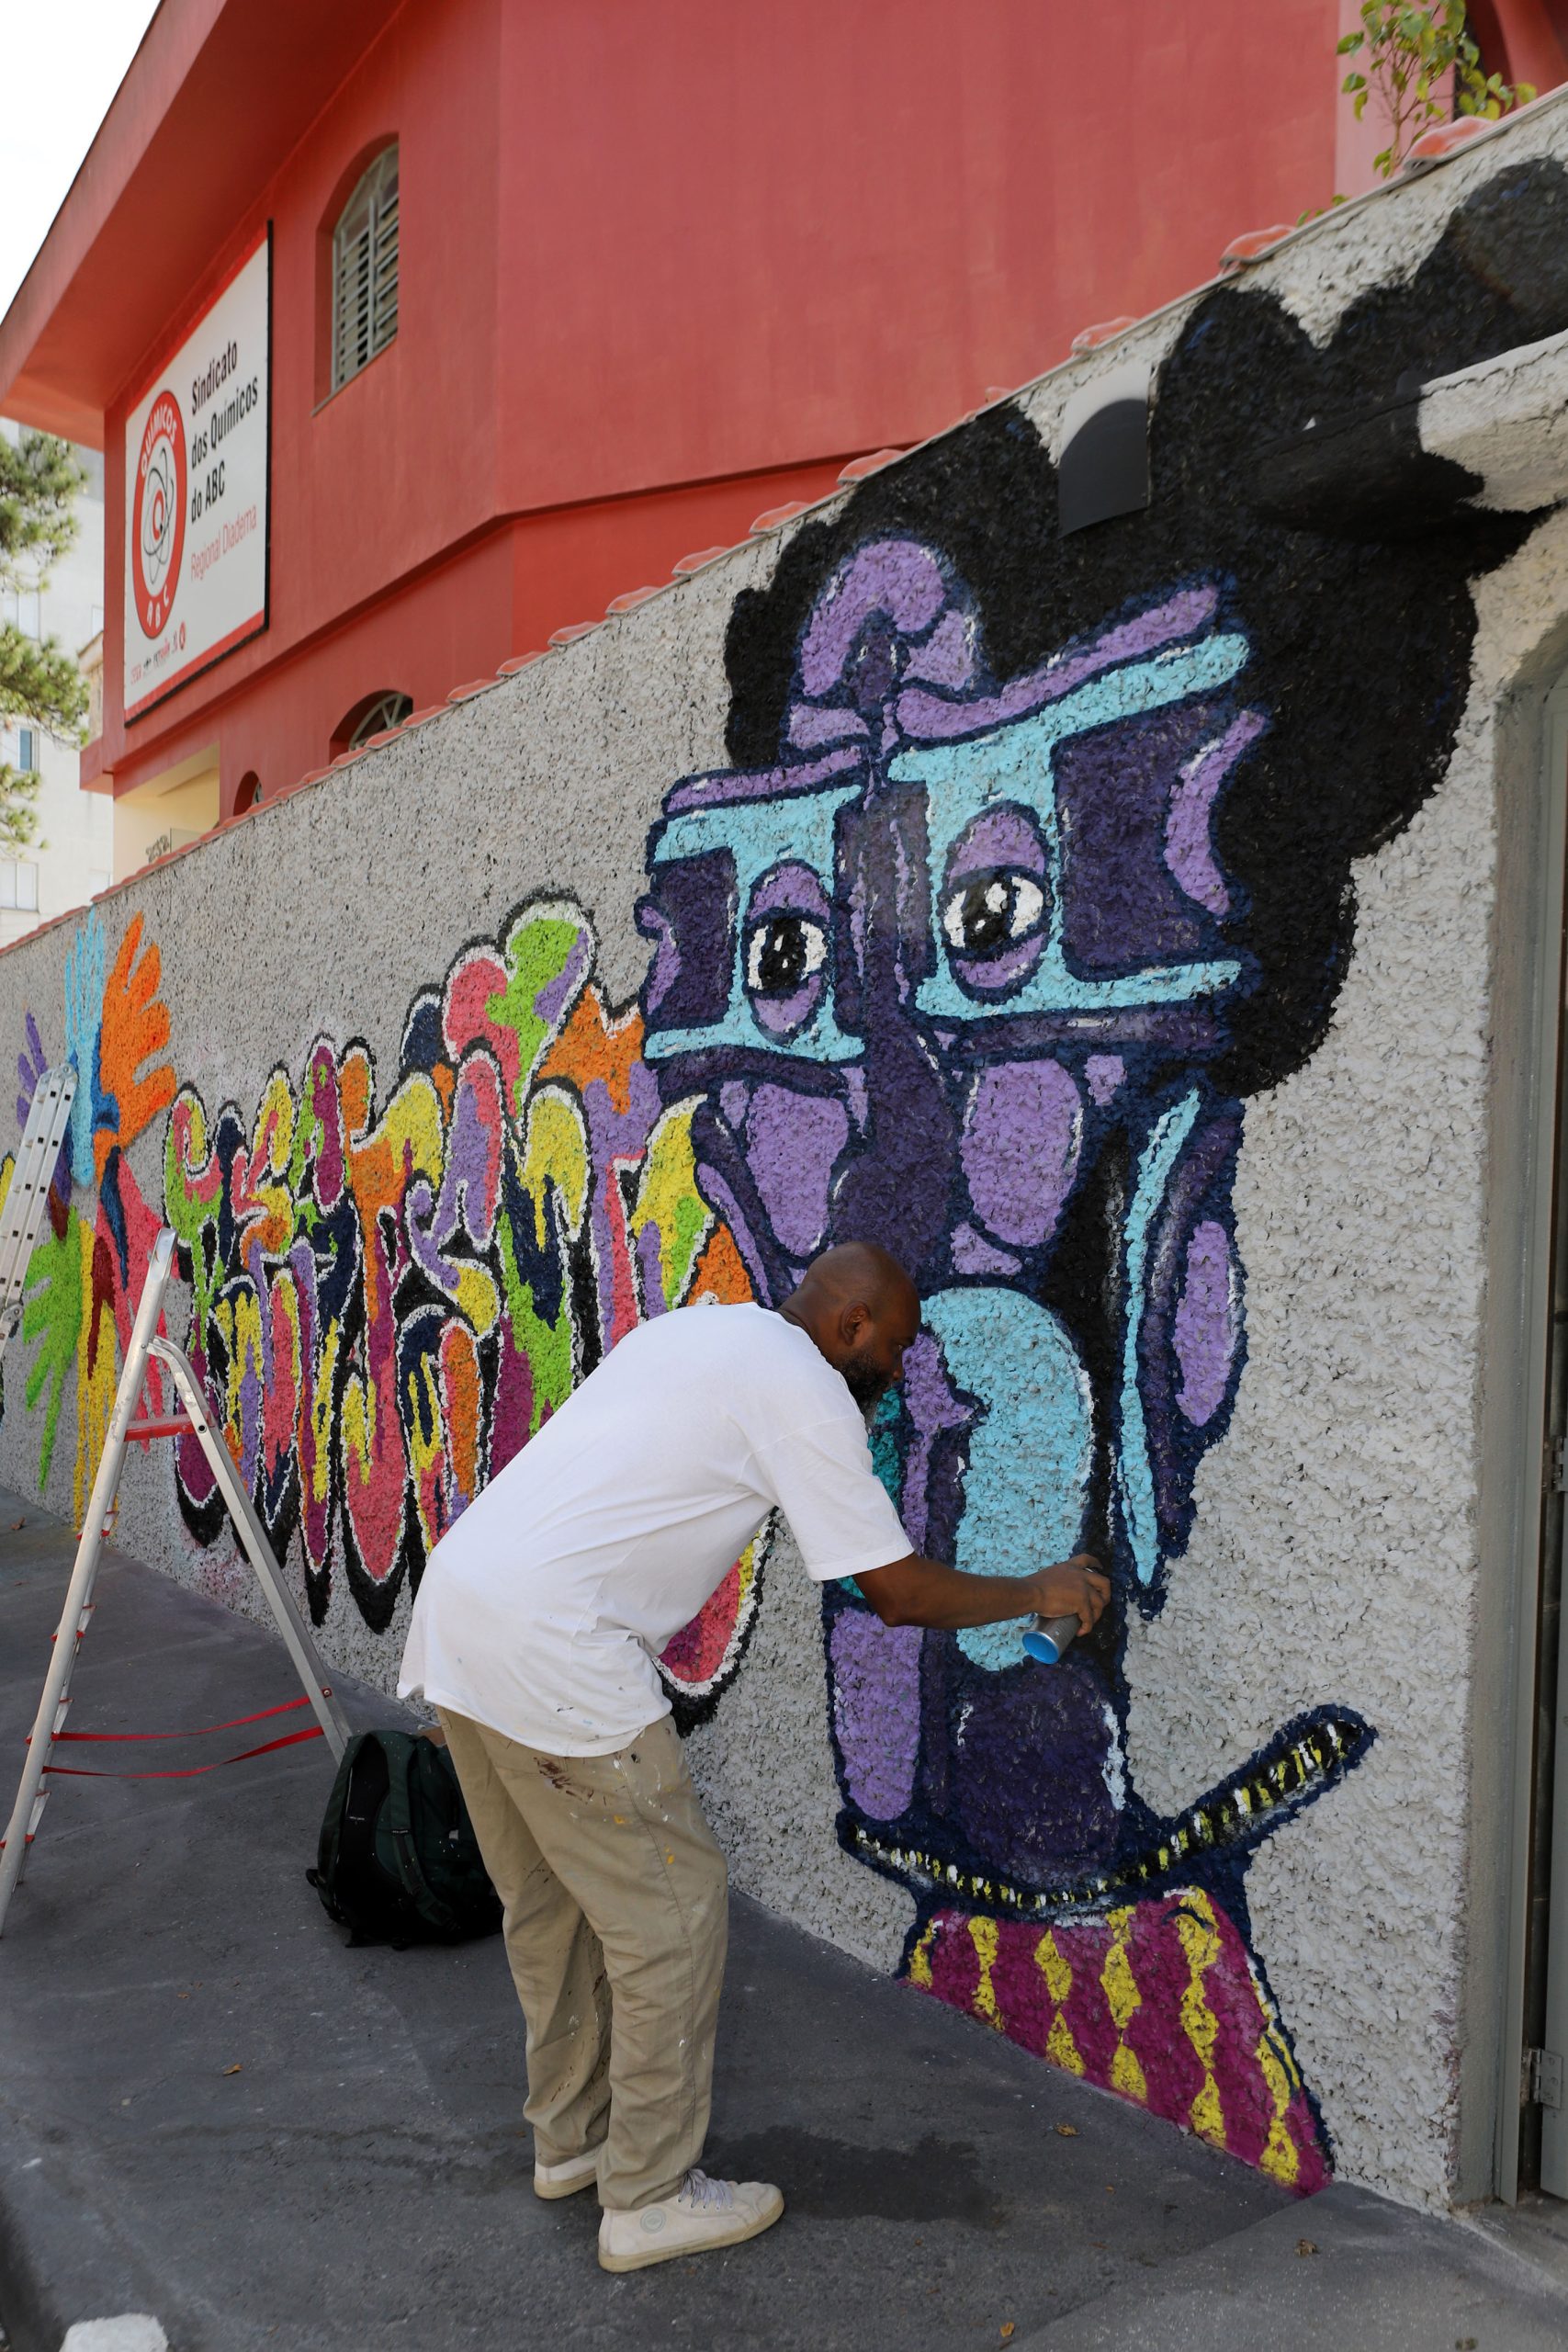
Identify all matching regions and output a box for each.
[606,585,661,614]
[750,500,810,534]
[496,652,547,675]
[1219,223,1298,273]
[446,678,499,702]
[547,622,599,647]
[1071,316,1138,352]
[1404,115,1496,170]
[671,546,729,575]
[838,448,907,483]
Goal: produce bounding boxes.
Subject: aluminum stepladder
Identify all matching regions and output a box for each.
[0,1064,76,1367]
[0,1226,350,1936]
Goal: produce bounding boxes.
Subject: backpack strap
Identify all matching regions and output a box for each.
[308,1733,367,1926]
[383,1737,462,1935]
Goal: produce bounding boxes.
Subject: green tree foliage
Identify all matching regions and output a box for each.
[1,428,89,855]
[1340,1,1536,178]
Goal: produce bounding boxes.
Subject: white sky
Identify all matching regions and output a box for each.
[0,0,163,320]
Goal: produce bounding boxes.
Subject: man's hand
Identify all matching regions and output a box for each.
[1026,1555,1111,1636]
[857,1549,1113,1635]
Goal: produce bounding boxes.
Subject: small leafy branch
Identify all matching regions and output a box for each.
[1339,1,1536,178]
[0,429,88,857]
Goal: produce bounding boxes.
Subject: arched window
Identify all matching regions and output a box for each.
[333,690,413,758]
[233,772,262,813]
[332,145,399,392]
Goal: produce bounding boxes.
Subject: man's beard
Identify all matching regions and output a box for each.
[842,1354,890,1409]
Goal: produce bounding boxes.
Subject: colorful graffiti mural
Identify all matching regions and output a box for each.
[157,896,766,1708]
[5,900,764,1723]
[10,167,1562,2193]
[626,165,1559,2177]
[636,532,1365,2188]
[4,918,175,1528]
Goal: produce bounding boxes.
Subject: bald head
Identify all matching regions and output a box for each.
[777,1242,921,1408]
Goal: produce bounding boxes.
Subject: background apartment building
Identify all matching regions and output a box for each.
[0,419,110,944]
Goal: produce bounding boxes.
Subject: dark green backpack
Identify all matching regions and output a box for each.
[308,1730,502,1948]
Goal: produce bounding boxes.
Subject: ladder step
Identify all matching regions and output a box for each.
[126,1415,195,1442]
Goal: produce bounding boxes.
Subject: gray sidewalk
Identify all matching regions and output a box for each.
[1,1486,1564,2352]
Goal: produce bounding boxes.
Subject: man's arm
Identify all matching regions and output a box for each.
[856,1552,1110,1636]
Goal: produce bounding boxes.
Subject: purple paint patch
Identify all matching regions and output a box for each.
[743,1084,847,1260]
[666,745,862,814]
[899,584,1220,741]
[1173,1218,1236,1427]
[17,1010,46,1133]
[637,853,735,1034]
[1165,710,1266,916]
[636,1219,669,1315]
[961,1061,1082,1250]
[1085,1054,1124,1106]
[1055,699,1224,972]
[830,1608,924,1820]
[950,1223,1022,1278]
[797,541,950,699]
[905,608,977,692]
[786,704,869,749]
[897,1329,974,1554]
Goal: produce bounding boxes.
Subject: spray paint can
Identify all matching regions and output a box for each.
[1021,1612,1080,1666]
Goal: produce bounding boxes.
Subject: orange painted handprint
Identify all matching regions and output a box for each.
[94,913,175,1184]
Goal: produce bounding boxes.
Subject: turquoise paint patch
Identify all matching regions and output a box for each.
[62,909,105,1187]
[921,1284,1092,1669]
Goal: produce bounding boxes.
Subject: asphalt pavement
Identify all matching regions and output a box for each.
[1,1483,1565,2352]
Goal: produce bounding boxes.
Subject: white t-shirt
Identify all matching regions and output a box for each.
[398,1301,911,1754]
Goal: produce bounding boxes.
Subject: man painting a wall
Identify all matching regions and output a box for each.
[399,1239,1109,2271]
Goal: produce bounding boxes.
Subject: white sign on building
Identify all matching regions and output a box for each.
[123,229,270,719]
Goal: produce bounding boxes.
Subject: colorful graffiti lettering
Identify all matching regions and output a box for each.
[6,901,762,1719]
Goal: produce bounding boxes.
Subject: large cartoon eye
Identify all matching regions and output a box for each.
[741,860,834,1041]
[937,808,1052,1002]
[942,871,1045,956]
[746,914,828,996]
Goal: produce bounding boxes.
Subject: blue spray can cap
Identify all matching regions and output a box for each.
[1021,1611,1080,1666]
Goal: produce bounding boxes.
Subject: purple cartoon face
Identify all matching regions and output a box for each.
[637,539,1290,1901]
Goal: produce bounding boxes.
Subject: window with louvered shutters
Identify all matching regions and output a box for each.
[332,146,400,392]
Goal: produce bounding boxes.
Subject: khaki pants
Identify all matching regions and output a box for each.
[437,1706,728,2211]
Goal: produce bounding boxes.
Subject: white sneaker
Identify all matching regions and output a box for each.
[597,2168,784,2271]
[534,2144,604,2200]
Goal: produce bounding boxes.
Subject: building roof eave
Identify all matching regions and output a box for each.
[0,0,402,443]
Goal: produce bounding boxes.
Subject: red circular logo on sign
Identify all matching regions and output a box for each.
[131,390,186,640]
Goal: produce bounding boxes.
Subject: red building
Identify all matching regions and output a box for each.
[2,0,1564,873]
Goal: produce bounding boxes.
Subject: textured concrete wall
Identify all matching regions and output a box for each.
[7,100,1568,2213]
